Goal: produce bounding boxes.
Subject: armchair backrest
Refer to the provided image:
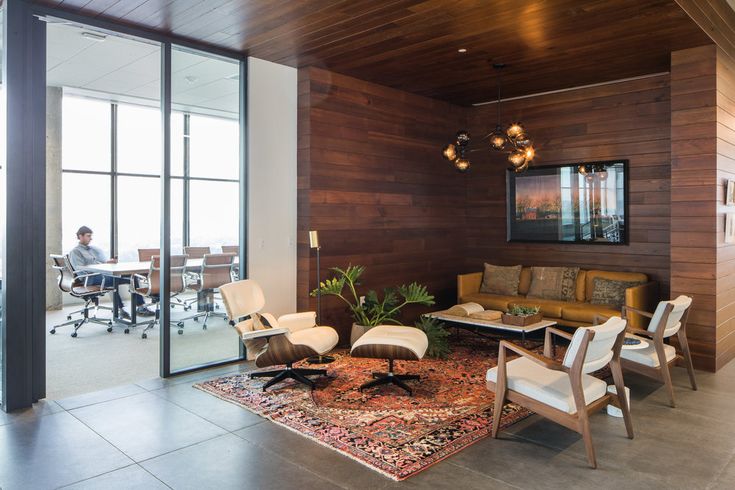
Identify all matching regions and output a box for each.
[138,248,160,261]
[564,316,627,374]
[50,254,76,293]
[145,255,187,296]
[648,295,692,338]
[184,246,210,259]
[220,279,266,321]
[199,253,234,290]
[222,245,239,254]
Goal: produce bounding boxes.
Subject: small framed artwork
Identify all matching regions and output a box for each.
[726,180,735,206]
[726,214,735,244]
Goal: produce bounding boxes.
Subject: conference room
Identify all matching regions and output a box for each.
[43,21,243,400]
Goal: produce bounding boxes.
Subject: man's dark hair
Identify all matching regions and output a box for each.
[76,225,93,238]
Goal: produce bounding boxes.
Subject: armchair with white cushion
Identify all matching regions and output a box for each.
[487,316,633,469]
[219,279,339,391]
[620,295,696,407]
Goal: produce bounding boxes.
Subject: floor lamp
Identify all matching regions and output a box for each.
[307,230,335,364]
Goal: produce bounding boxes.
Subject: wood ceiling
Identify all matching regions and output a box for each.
[32,0,713,106]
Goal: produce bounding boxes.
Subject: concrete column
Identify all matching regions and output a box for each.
[46,86,62,309]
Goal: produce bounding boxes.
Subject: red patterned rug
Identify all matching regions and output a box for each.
[194,337,534,481]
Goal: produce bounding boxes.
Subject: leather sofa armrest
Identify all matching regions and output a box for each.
[625,281,659,330]
[457,272,483,303]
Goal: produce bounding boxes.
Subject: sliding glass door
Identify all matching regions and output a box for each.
[166,46,243,373]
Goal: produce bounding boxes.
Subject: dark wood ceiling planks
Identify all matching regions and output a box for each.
[32,0,713,105]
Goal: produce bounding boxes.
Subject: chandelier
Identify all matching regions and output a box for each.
[441,63,536,173]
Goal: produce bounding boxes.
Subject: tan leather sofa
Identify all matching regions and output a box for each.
[458,268,658,329]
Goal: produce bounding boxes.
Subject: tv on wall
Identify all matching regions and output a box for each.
[506,160,628,244]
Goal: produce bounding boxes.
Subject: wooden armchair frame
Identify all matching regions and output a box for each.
[621,302,697,407]
[489,326,633,469]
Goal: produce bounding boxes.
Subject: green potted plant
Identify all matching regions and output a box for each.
[501,304,542,326]
[311,265,435,345]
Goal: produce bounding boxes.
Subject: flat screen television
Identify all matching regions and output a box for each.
[506,160,628,244]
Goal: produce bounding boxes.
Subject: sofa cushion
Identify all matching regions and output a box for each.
[486,357,608,414]
[620,336,677,367]
[509,298,565,318]
[590,277,645,309]
[576,270,587,302]
[461,293,517,312]
[527,266,579,301]
[518,267,532,295]
[561,303,621,324]
[480,263,522,295]
[585,270,648,302]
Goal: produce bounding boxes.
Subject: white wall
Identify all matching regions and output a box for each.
[247,57,298,317]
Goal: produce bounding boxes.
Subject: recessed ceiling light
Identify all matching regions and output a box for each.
[81,31,106,42]
[225,73,239,81]
[184,75,198,84]
[458,48,467,53]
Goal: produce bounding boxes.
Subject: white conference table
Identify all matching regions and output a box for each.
[84,257,239,326]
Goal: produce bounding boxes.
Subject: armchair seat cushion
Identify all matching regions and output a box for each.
[289,326,339,355]
[620,336,676,367]
[486,357,608,414]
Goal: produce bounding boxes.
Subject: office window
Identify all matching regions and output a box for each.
[62,96,111,172]
[61,173,112,256]
[189,114,238,180]
[189,180,239,249]
[117,104,161,175]
[116,176,160,261]
[171,112,185,177]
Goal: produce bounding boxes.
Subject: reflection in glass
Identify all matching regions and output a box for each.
[189,180,239,250]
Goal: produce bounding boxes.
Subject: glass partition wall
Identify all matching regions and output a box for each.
[169,46,242,372]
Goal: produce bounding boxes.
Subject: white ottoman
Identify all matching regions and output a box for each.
[350,325,428,395]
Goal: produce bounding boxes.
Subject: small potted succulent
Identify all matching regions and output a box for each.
[501,304,542,326]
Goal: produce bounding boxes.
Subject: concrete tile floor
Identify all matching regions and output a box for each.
[1,359,734,489]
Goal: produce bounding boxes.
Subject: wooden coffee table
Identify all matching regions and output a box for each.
[426,310,556,341]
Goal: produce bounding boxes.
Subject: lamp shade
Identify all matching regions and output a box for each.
[309,230,320,249]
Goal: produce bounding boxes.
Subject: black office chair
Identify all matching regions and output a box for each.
[49,254,114,337]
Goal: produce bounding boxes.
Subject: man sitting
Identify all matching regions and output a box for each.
[69,226,154,318]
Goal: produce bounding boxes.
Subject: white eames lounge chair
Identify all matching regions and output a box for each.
[219,279,339,391]
[487,316,633,468]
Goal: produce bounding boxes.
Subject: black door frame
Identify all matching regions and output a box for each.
[2,0,248,411]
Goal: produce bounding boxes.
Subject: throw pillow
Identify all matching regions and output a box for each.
[590,277,645,308]
[480,263,522,296]
[527,266,580,301]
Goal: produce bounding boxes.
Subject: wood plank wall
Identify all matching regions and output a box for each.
[716,48,735,369]
[297,67,467,344]
[464,75,672,296]
[670,45,719,371]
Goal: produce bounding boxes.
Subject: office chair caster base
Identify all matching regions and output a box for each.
[124,328,130,334]
[193,317,199,322]
[107,326,113,333]
[71,332,78,338]
[141,333,148,339]
[178,329,183,335]
[67,315,72,320]
[202,324,207,330]
[50,329,56,334]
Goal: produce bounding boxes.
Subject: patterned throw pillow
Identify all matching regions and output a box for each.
[590,277,645,308]
[527,266,580,301]
[480,263,522,296]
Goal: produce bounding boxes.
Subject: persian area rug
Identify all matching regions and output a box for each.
[194,339,533,481]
